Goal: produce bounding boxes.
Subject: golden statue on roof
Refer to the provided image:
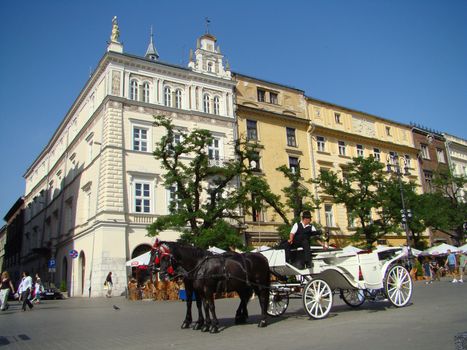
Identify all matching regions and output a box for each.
[110,16,120,43]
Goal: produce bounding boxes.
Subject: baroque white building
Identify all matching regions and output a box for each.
[22,18,235,297]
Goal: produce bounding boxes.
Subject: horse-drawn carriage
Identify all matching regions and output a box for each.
[260,246,413,319]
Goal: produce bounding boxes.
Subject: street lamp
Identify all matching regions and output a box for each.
[386,154,413,256]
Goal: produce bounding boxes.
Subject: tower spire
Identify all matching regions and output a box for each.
[145,25,159,61]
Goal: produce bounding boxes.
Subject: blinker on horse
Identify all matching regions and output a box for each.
[151,241,270,333]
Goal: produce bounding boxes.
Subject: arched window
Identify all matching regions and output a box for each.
[203,94,210,114]
[175,89,182,109]
[142,82,150,103]
[130,80,139,101]
[213,96,220,115]
[164,86,172,107]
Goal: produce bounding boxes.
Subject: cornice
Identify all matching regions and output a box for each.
[237,104,309,125]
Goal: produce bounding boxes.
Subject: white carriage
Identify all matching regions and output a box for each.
[260,247,413,319]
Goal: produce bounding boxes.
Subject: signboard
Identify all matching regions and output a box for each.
[69,249,79,259]
[48,259,56,269]
[48,268,56,273]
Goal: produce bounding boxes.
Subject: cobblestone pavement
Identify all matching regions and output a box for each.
[0,279,466,350]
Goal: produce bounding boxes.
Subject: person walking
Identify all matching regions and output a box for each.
[31,274,44,304]
[18,272,34,311]
[422,257,433,284]
[104,272,113,298]
[459,251,466,283]
[0,271,15,311]
[444,249,459,283]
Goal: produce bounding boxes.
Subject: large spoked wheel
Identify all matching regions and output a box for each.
[267,290,290,317]
[302,279,333,319]
[340,289,365,308]
[384,265,413,307]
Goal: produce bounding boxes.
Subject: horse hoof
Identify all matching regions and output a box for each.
[201,325,210,332]
[192,323,202,330]
[210,326,219,334]
[181,322,191,329]
[258,320,267,328]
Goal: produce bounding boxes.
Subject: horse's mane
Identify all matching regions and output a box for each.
[164,241,212,260]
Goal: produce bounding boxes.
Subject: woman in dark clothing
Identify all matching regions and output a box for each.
[1,271,15,311]
[105,272,113,298]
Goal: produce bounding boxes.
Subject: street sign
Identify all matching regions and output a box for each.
[48,268,56,273]
[48,258,56,269]
[69,249,79,259]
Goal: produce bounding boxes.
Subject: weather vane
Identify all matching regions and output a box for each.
[205,17,211,34]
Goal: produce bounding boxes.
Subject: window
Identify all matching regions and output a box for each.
[338,141,346,156]
[203,94,210,114]
[257,89,266,102]
[347,210,356,228]
[420,144,430,159]
[389,151,397,165]
[213,96,220,115]
[246,120,258,141]
[164,86,172,107]
[135,182,151,213]
[356,144,364,157]
[250,151,261,171]
[404,155,411,168]
[373,148,381,161]
[335,113,341,124]
[286,127,297,147]
[133,127,148,152]
[325,204,334,227]
[208,137,221,163]
[175,89,182,109]
[142,82,150,103]
[424,171,433,192]
[130,80,138,101]
[386,126,392,136]
[289,157,299,174]
[270,92,278,104]
[317,136,326,152]
[167,185,179,213]
[436,148,445,163]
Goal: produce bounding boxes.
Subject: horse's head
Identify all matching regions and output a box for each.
[151,239,176,281]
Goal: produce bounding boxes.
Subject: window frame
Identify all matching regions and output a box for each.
[175,89,182,109]
[286,127,297,147]
[246,119,258,141]
[257,88,266,102]
[325,204,334,227]
[203,94,211,114]
[134,181,152,214]
[130,80,139,101]
[269,92,278,104]
[213,96,220,115]
[338,141,346,156]
[164,86,172,107]
[317,136,326,152]
[142,82,150,103]
[356,144,364,157]
[289,156,299,174]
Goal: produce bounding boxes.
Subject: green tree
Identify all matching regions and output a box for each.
[422,168,467,245]
[147,115,266,250]
[315,156,400,248]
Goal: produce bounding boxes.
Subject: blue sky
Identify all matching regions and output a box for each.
[1,0,466,220]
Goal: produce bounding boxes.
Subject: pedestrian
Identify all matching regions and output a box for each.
[459,251,466,283]
[422,257,433,284]
[444,249,459,283]
[0,271,16,311]
[430,259,441,281]
[31,274,44,304]
[18,272,34,311]
[104,272,113,298]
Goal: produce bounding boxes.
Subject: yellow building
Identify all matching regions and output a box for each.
[306,97,422,247]
[234,73,312,245]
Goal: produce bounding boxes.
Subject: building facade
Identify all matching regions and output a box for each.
[234,73,311,245]
[444,133,467,200]
[22,19,235,297]
[307,98,423,247]
[2,197,24,283]
[411,125,449,244]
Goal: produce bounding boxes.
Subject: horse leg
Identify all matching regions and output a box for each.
[181,283,193,329]
[201,294,211,332]
[256,287,268,328]
[192,292,205,330]
[235,289,252,324]
[206,294,220,333]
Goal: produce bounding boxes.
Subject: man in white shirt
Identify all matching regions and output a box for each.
[288,211,326,268]
[18,271,34,311]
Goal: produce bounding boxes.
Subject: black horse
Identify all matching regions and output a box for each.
[151,241,270,333]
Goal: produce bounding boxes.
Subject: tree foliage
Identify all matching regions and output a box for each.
[147,115,264,249]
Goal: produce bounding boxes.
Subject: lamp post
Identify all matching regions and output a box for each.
[386,154,413,259]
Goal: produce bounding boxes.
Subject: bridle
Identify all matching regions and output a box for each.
[152,240,176,276]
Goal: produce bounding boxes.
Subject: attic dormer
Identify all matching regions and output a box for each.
[188,33,231,79]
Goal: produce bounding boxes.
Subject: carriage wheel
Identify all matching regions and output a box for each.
[267,290,289,317]
[302,279,333,319]
[340,289,365,308]
[384,265,413,308]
